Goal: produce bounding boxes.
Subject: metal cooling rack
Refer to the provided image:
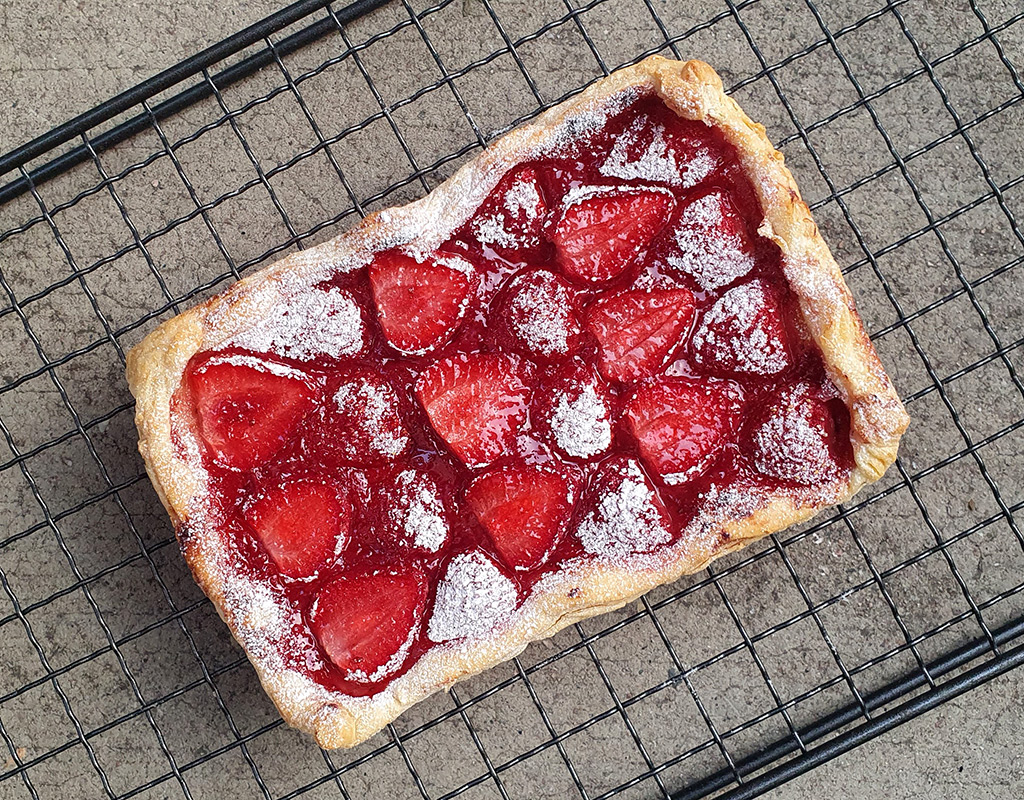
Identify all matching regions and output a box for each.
[1,0,1022,798]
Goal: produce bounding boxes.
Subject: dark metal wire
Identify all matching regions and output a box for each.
[1,0,1022,798]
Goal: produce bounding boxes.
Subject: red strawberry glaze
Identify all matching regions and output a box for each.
[172,95,854,698]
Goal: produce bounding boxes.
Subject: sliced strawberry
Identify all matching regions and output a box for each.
[691,280,792,377]
[749,383,842,485]
[573,456,673,557]
[300,371,410,467]
[495,269,582,362]
[552,186,675,284]
[415,353,530,468]
[467,464,572,571]
[626,378,744,484]
[663,190,757,291]
[188,353,317,471]
[311,569,427,682]
[244,479,348,578]
[470,166,548,259]
[584,288,696,384]
[369,250,476,355]
[534,361,613,460]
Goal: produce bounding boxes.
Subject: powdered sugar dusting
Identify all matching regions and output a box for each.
[753,384,835,485]
[388,470,449,552]
[507,272,575,358]
[560,182,673,211]
[599,115,720,188]
[504,177,541,216]
[474,217,516,249]
[472,171,544,250]
[692,281,790,376]
[601,117,682,184]
[432,252,477,279]
[334,379,410,460]
[428,551,517,642]
[220,572,320,670]
[230,287,365,360]
[678,147,719,188]
[576,459,672,557]
[667,192,756,291]
[550,382,612,459]
[207,353,307,380]
[684,485,760,546]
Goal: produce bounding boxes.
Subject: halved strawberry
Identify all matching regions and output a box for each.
[470,165,548,259]
[552,186,675,284]
[749,383,842,485]
[188,353,317,471]
[415,353,530,467]
[300,371,410,467]
[311,569,427,682]
[467,464,572,571]
[369,250,476,355]
[625,378,744,484]
[244,479,348,578]
[691,280,792,377]
[495,269,582,362]
[663,190,757,291]
[584,288,696,383]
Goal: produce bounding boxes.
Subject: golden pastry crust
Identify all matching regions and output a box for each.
[126,56,908,748]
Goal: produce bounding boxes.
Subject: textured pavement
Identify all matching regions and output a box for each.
[1,1,1022,799]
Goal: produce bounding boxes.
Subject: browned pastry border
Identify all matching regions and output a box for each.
[126,56,909,748]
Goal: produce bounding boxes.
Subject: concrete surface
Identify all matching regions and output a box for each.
[1,0,1023,798]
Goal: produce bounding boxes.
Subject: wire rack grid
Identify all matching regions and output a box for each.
[0,0,1022,798]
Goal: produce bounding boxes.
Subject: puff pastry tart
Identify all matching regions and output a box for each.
[126,56,908,748]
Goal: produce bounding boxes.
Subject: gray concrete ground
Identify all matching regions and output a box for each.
[1,1,1023,798]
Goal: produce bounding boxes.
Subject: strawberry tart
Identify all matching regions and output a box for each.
[126,57,909,748]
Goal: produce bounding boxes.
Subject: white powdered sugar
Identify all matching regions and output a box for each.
[677,147,719,188]
[549,382,612,459]
[504,177,542,217]
[599,115,720,188]
[431,251,477,279]
[507,272,575,358]
[752,384,834,485]
[388,469,449,552]
[334,379,410,459]
[575,459,672,557]
[472,172,543,250]
[692,281,790,376]
[474,217,516,249]
[667,192,756,291]
[684,485,760,546]
[427,551,517,642]
[230,286,365,360]
[221,573,319,670]
[206,352,307,380]
[559,182,672,212]
[600,117,682,184]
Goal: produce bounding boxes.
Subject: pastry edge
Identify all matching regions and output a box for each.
[125,55,909,749]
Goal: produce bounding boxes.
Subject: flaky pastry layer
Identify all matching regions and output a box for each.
[126,56,909,748]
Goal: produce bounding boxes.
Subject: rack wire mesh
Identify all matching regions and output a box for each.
[0,0,1022,797]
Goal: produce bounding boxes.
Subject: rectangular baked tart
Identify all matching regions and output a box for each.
[126,56,909,748]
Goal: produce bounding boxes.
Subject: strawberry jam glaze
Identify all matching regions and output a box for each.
[173,96,853,697]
